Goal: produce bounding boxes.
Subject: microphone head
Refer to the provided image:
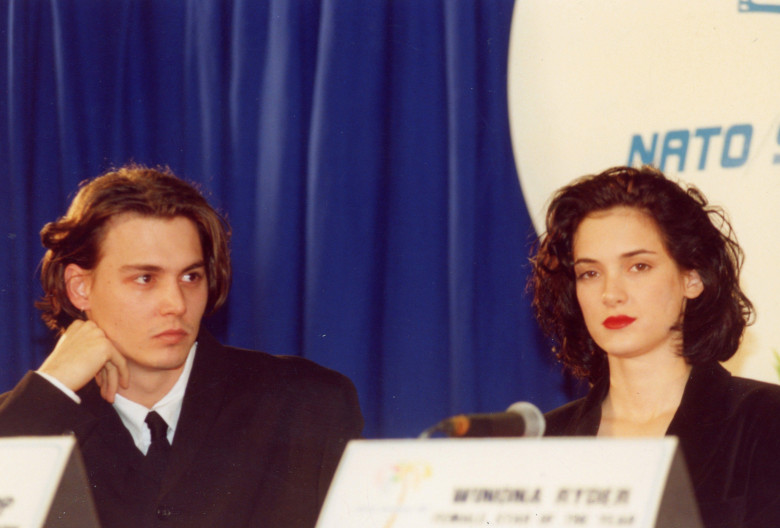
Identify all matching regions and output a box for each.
[506,401,546,438]
[418,401,547,439]
[447,415,471,437]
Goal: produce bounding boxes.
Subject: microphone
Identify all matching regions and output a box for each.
[419,401,545,439]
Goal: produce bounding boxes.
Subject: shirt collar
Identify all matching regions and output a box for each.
[112,341,198,454]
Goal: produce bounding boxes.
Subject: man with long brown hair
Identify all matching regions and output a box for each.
[0,165,363,527]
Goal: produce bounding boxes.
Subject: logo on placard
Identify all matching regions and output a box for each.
[739,0,780,13]
[375,461,433,528]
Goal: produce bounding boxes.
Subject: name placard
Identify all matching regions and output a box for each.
[0,436,99,528]
[316,437,701,528]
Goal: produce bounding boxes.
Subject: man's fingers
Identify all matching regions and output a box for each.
[101,362,119,404]
[39,319,126,394]
[110,352,130,390]
[98,369,110,402]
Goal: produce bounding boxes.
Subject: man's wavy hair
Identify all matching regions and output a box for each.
[530,165,753,383]
[36,165,232,332]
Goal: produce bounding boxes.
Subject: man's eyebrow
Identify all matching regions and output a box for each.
[183,261,206,271]
[118,261,206,273]
[119,264,163,273]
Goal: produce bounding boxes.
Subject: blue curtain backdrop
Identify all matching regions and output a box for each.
[0,0,576,438]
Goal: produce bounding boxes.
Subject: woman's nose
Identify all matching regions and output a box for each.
[601,275,627,306]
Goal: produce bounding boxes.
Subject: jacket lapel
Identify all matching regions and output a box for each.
[666,362,731,484]
[77,383,147,494]
[78,383,142,459]
[160,330,228,495]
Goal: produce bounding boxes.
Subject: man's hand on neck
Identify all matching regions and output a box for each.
[38,320,130,403]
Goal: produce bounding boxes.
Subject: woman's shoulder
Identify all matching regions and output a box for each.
[544,396,596,436]
[683,362,780,427]
[544,398,583,426]
[544,376,608,437]
[726,372,780,413]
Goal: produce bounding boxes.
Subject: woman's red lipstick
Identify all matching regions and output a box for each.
[603,316,636,329]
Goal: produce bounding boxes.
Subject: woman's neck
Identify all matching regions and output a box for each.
[598,354,691,437]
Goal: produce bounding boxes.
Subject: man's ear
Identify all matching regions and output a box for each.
[64,263,92,311]
[683,269,704,300]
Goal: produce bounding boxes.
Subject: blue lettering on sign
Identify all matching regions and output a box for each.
[739,0,780,13]
[661,129,689,172]
[628,124,754,171]
[721,124,752,168]
[628,133,657,166]
[776,126,780,164]
[694,127,721,170]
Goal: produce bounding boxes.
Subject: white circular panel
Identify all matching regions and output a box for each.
[508,0,780,382]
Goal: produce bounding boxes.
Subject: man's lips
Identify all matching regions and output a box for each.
[602,316,636,329]
[154,329,188,343]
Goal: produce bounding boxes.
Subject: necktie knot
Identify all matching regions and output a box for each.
[142,411,171,482]
[145,411,169,443]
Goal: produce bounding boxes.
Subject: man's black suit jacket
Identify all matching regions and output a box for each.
[0,331,364,527]
[545,362,780,528]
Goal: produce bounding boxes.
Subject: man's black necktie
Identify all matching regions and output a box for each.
[143,411,171,483]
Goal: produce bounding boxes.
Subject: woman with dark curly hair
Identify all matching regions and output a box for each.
[532,165,780,527]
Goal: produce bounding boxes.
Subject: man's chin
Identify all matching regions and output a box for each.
[128,345,193,372]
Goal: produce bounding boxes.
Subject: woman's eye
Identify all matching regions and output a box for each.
[576,270,598,280]
[631,263,650,272]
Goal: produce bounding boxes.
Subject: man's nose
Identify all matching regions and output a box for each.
[160,281,186,315]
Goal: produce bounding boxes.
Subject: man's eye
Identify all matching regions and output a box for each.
[182,272,203,283]
[134,275,152,284]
